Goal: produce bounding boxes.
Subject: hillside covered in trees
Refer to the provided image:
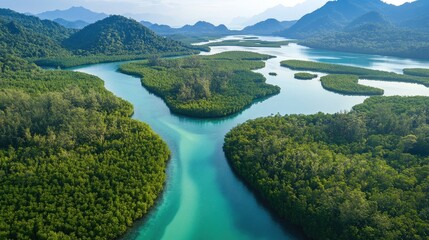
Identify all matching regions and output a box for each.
[0,54,171,239]
[63,15,190,56]
[224,96,429,239]
[120,51,280,118]
[301,22,429,60]
[0,9,196,68]
[277,0,429,59]
[0,9,74,59]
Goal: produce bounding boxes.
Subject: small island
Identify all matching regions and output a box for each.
[269,72,278,76]
[294,72,318,80]
[224,96,429,240]
[281,60,429,86]
[321,74,384,95]
[120,51,280,118]
[281,60,429,95]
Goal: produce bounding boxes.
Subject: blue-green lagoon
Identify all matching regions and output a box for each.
[74,36,429,240]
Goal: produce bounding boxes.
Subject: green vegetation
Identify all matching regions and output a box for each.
[0,9,73,59]
[202,39,290,48]
[269,72,277,76]
[224,96,429,240]
[281,60,429,87]
[301,25,429,60]
[294,72,318,80]
[63,15,189,56]
[243,37,259,40]
[34,51,193,69]
[0,9,74,42]
[321,74,384,96]
[0,54,170,239]
[120,51,280,118]
[0,9,196,68]
[403,68,429,78]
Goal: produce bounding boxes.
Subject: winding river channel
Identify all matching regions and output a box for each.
[74,36,429,240]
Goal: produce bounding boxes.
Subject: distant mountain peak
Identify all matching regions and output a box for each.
[140,20,230,36]
[193,21,214,27]
[262,18,280,23]
[230,0,327,28]
[37,6,108,23]
[279,0,394,38]
[53,18,89,29]
[181,20,229,33]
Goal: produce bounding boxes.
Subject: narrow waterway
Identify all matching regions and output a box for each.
[74,36,429,240]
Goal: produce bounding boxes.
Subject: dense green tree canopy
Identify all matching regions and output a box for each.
[0,55,170,239]
[0,9,197,68]
[320,74,384,96]
[63,15,190,56]
[224,96,429,240]
[0,11,72,59]
[120,51,280,118]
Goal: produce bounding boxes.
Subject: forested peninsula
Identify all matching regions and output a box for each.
[282,60,429,95]
[224,96,429,240]
[0,54,170,239]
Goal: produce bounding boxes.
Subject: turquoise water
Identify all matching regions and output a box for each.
[75,37,429,240]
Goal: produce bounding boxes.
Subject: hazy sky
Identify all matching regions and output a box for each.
[0,0,415,26]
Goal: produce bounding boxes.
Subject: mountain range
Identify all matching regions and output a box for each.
[279,0,429,38]
[295,0,429,59]
[279,0,394,38]
[142,19,297,37]
[0,9,194,67]
[240,19,297,35]
[33,6,300,37]
[141,21,231,37]
[4,0,429,60]
[37,6,108,23]
[30,1,429,39]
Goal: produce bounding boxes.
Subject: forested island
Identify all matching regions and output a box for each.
[0,54,170,239]
[282,60,429,95]
[320,74,384,96]
[224,96,429,240]
[119,51,280,118]
[201,39,290,48]
[294,72,318,80]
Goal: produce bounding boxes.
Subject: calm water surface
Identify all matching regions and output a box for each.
[74,36,429,240]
